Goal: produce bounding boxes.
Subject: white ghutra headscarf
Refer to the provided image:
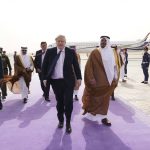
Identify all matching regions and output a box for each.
[99,36,116,85]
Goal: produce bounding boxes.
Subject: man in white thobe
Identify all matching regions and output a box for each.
[13,47,34,103]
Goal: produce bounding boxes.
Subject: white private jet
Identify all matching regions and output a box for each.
[49,33,150,53]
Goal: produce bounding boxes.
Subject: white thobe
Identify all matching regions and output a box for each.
[19,54,34,99]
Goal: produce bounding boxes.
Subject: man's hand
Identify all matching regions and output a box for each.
[23,69,26,73]
[26,68,31,72]
[37,68,41,73]
[43,80,47,87]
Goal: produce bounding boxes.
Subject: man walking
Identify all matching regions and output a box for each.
[141,46,149,84]
[10,47,34,103]
[42,35,82,134]
[82,36,120,126]
[34,42,51,102]
[0,48,4,109]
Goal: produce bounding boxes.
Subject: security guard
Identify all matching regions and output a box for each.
[0,48,12,99]
[0,47,4,109]
[124,48,128,77]
[141,46,150,84]
[0,48,3,79]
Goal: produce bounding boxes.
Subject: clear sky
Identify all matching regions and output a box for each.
[0,0,150,53]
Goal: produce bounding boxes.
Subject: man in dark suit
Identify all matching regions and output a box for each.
[42,35,82,134]
[34,42,51,101]
[0,47,4,109]
[124,48,128,77]
[0,48,4,81]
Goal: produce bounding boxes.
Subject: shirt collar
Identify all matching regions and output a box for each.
[42,49,47,53]
[57,47,65,53]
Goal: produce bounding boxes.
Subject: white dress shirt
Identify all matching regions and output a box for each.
[41,50,46,67]
[51,48,65,79]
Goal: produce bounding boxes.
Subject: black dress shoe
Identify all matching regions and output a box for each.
[101,118,111,126]
[111,98,115,101]
[23,98,28,104]
[2,96,6,100]
[0,102,3,110]
[111,96,115,101]
[74,95,79,101]
[45,98,51,102]
[66,124,72,134]
[141,81,145,83]
[58,122,64,128]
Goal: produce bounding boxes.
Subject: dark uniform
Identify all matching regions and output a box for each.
[124,50,128,77]
[0,49,4,109]
[0,52,12,99]
[141,51,149,83]
[0,54,3,80]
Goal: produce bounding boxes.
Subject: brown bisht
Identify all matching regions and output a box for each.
[82,49,120,115]
[7,55,34,93]
[74,53,81,90]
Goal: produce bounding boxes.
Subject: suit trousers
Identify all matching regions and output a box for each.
[142,66,149,81]
[124,63,128,75]
[51,79,73,124]
[38,73,51,98]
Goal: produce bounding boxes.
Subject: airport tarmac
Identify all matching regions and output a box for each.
[0,50,150,150]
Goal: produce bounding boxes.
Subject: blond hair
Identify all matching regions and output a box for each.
[55,35,66,41]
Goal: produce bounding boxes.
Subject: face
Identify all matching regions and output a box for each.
[123,49,127,53]
[41,43,47,51]
[114,47,117,51]
[56,37,66,50]
[144,47,148,52]
[21,50,27,55]
[100,38,107,48]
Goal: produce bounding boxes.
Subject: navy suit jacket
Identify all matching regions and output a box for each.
[0,54,3,79]
[42,47,82,87]
[34,50,43,72]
